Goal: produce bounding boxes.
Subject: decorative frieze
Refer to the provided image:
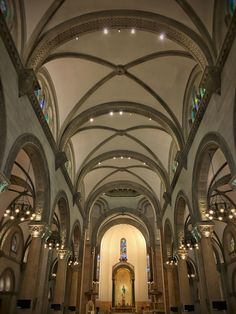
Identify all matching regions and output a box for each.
[57,249,71,260]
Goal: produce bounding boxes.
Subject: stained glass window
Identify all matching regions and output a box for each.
[229,0,236,16]
[229,235,235,253]
[0,0,9,18]
[190,87,205,124]
[11,233,17,253]
[120,238,127,261]
[147,254,151,281]
[34,82,54,134]
[96,254,100,280]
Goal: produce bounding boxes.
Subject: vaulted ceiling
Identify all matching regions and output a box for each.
[13,0,223,220]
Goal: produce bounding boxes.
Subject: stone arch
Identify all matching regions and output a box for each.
[0,78,6,168]
[192,132,236,221]
[51,191,71,246]
[92,214,154,248]
[163,218,174,260]
[3,133,50,221]
[85,181,161,225]
[174,191,193,247]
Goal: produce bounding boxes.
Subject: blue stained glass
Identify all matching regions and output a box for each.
[120,238,127,261]
[229,0,236,16]
[0,0,8,18]
[40,99,45,109]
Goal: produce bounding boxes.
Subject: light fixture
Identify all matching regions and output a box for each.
[159,33,165,40]
[128,157,131,160]
[103,28,108,34]
[75,37,79,40]
[131,28,136,34]
[113,157,116,160]
[118,29,121,33]
[3,161,36,221]
[109,111,114,116]
[119,111,123,115]
[165,255,178,266]
[44,230,62,250]
[206,153,236,222]
[120,156,123,159]
[89,117,94,122]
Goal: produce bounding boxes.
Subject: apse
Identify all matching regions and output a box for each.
[98,224,149,308]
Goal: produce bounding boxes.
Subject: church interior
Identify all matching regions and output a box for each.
[0,1,236,314]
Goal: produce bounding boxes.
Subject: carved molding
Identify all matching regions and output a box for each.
[57,248,71,260]
[0,171,10,193]
[55,151,68,170]
[193,222,214,239]
[29,222,49,238]
[19,69,40,97]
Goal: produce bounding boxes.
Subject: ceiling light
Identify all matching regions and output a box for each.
[75,37,79,40]
[131,28,136,34]
[128,157,131,160]
[118,29,121,33]
[119,111,123,115]
[113,157,116,160]
[149,118,152,121]
[98,162,101,165]
[143,162,146,165]
[103,28,109,34]
[121,156,123,159]
[89,118,94,122]
[109,111,114,116]
[159,33,165,40]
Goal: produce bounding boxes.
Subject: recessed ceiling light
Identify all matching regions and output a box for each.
[131,28,136,34]
[159,33,165,40]
[90,118,94,122]
[119,111,123,115]
[109,111,114,116]
[103,28,109,34]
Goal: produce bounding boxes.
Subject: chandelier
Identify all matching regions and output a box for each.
[179,232,199,251]
[44,230,63,250]
[165,255,178,266]
[4,194,36,221]
[205,193,236,221]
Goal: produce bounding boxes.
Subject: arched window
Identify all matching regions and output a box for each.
[189,86,205,126]
[146,254,151,281]
[34,79,55,135]
[228,234,235,254]
[120,238,127,261]
[0,269,15,292]
[10,233,18,253]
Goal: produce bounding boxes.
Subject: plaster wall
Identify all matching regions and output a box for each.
[99,224,149,303]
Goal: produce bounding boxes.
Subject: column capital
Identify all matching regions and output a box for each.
[29,222,49,238]
[193,221,214,239]
[177,249,188,260]
[57,249,71,260]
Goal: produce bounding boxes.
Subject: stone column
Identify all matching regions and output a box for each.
[17,222,48,314]
[177,250,193,313]
[165,264,178,313]
[52,249,70,313]
[68,263,80,313]
[194,222,224,314]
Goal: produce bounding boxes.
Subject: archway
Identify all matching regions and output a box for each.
[112,262,135,308]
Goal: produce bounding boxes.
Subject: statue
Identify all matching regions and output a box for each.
[121,285,126,306]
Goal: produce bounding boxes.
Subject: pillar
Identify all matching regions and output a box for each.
[68,263,80,313]
[165,264,178,313]
[52,249,70,313]
[17,222,48,314]
[194,222,225,314]
[177,250,193,313]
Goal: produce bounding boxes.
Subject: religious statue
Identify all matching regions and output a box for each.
[121,285,126,306]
